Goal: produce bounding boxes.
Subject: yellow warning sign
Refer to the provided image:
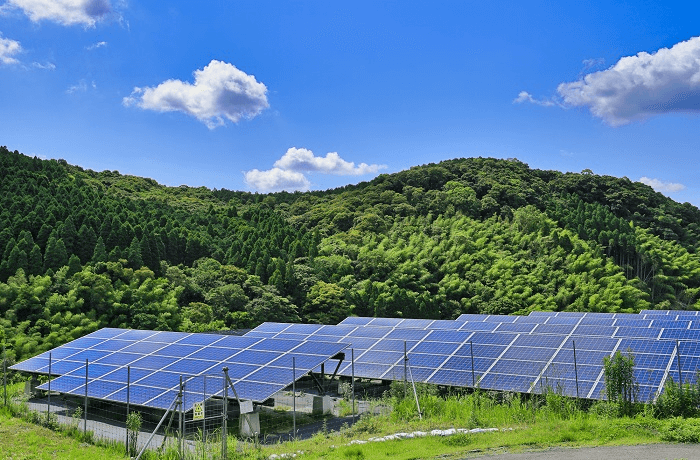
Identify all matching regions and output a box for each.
[193,402,204,420]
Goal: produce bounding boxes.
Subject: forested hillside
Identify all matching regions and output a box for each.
[1,146,700,363]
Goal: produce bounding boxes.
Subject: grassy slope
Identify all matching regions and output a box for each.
[0,408,124,460]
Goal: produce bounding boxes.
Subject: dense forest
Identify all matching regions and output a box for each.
[1,146,700,363]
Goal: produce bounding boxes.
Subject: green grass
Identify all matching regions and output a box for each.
[3,383,700,460]
[0,406,125,460]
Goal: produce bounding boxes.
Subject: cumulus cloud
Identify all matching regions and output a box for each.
[557,36,700,126]
[244,168,311,193]
[7,0,112,27]
[639,177,686,193]
[513,90,557,107]
[123,60,269,129]
[86,40,107,50]
[66,79,96,94]
[244,148,387,192]
[273,147,386,175]
[32,61,56,70]
[0,34,21,65]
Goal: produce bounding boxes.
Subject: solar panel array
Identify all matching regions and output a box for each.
[245,309,700,402]
[10,328,347,410]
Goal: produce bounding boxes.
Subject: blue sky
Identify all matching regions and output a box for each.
[1,1,699,206]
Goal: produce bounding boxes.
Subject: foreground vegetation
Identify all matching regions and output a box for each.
[3,376,700,460]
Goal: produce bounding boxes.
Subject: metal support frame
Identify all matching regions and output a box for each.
[135,393,180,460]
[573,341,580,399]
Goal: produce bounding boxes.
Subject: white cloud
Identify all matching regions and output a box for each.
[244,168,311,193]
[639,177,686,193]
[86,41,107,50]
[8,0,112,27]
[244,148,387,192]
[66,79,96,94]
[0,34,21,65]
[123,60,269,129]
[513,91,557,107]
[32,61,56,70]
[557,36,700,126]
[273,147,386,175]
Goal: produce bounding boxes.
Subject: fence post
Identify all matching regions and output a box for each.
[351,348,355,423]
[292,356,296,439]
[572,340,580,399]
[126,365,130,455]
[676,340,683,392]
[3,345,7,406]
[203,375,207,441]
[84,359,88,434]
[179,376,184,460]
[47,353,52,424]
[222,368,228,460]
[404,341,408,398]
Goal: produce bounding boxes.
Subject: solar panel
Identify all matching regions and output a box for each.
[22,328,349,410]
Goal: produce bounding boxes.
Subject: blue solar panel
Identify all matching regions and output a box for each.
[573,325,617,337]
[527,311,558,316]
[339,337,381,350]
[578,317,616,326]
[136,371,183,389]
[429,369,479,386]
[144,331,190,343]
[282,323,325,334]
[100,366,152,384]
[531,324,576,335]
[618,338,676,355]
[233,381,286,402]
[385,328,431,341]
[428,319,463,329]
[484,315,518,323]
[513,334,566,348]
[124,385,167,405]
[453,343,506,358]
[216,336,263,349]
[92,339,135,352]
[618,327,663,339]
[12,357,50,372]
[397,319,435,328]
[130,355,180,370]
[542,317,580,325]
[468,332,516,345]
[678,342,700,356]
[80,380,124,399]
[249,322,291,333]
[275,333,311,341]
[370,339,416,352]
[490,360,546,377]
[502,346,555,362]
[228,350,281,365]
[66,363,119,379]
[249,338,301,353]
[115,330,159,341]
[176,334,223,346]
[633,353,673,370]
[368,318,404,327]
[348,327,392,338]
[456,314,490,321]
[83,328,128,339]
[315,325,358,336]
[479,373,533,392]
[652,320,691,329]
[425,330,473,343]
[441,356,494,372]
[246,367,299,385]
[458,322,499,332]
[403,366,435,382]
[152,343,200,357]
[289,341,347,356]
[552,349,611,366]
[339,317,374,326]
[411,341,460,355]
[614,319,652,328]
[163,358,217,375]
[407,353,448,368]
[495,323,537,333]
[357,350,403,365]
[338,362,391,379]
[186,347,240,362]
[147,390,181,410]
[37,360,85,375]
[268,353,332,369]
[37,347,82,360]
[565,336,618,351]
[121,341,168,354]
[37,375,83,392]
[541,363,602,381]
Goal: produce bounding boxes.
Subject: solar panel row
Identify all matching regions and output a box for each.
[11,328,347,410]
